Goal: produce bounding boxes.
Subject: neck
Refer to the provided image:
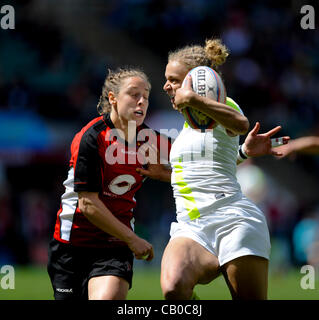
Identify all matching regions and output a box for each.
[110,112,137,143]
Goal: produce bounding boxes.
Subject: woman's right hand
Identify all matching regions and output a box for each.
[127,235,154,261]
[174,75,195,112]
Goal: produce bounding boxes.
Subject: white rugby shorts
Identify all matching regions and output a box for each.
[169,196,271,266]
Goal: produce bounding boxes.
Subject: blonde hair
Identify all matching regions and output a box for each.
[168,38,229,71]
[97,67,151,115]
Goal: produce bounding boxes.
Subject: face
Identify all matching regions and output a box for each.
[110,76,150,127]
[163,60,189,103]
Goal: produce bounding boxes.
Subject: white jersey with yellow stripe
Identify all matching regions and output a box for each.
[170,97,244,221]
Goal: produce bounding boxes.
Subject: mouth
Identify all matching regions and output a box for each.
[166,92,175,103]
[167,94,175,107]
[134,110,144,117]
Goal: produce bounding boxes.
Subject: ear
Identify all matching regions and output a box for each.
[108,91,117,106]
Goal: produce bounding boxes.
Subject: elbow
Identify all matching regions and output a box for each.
[78,193,96,218]
[229,116,249,136]
[237,116,249,135]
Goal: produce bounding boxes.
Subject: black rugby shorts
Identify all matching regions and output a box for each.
[47,238,134,300]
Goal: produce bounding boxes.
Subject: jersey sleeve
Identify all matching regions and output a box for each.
[73,130,102,193]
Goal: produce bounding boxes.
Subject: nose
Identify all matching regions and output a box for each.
[163,81,170,92]
[137,96,147,107]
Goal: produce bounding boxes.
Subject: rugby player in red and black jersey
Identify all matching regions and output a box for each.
[47,68,171,300]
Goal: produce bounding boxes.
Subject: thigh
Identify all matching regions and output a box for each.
[88,275,129,300]
[87,246,134,300]
[222,255,269,300]
[161,237,220,288]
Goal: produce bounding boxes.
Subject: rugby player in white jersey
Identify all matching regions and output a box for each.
[139,38,289,300]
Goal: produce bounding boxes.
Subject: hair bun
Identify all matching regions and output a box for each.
[205,39,229,67]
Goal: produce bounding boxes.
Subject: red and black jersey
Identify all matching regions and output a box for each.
[53,113,171,248]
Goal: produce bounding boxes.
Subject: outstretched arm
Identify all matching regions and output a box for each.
[275,136,319,158]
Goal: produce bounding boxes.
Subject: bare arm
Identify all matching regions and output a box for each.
[276,136,319,157]
[78,191,154,260]
[174,75,249,135]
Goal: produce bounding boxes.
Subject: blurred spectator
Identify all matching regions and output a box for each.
[7,79,31,110]
[292,209,319,266]
[19,191,51,265]
[0,163,14,265]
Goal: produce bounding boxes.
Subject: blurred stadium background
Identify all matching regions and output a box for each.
[0,0,319,299]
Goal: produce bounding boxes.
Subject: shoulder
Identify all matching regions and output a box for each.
[226,97,244,115]
[71,116,107,153]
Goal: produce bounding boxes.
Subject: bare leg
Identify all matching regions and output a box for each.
[161,237,220,300]
[222,255,268,300]
[88,275,129,300]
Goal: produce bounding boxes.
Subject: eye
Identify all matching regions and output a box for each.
[129,92,139,98]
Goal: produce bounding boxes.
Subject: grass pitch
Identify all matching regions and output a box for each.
[0,265,318,300]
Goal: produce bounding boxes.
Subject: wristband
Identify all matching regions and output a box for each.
[237,144,248,163]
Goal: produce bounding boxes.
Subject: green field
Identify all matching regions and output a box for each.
[0,265,318,300]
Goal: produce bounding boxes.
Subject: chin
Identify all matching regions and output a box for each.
[137,119,145,127]
[128,119,142,128]
[134,116,145,126]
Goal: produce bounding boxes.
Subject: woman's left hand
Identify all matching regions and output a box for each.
[243,122,290,157]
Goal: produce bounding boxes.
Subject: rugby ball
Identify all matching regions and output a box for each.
[181,66,226,130]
